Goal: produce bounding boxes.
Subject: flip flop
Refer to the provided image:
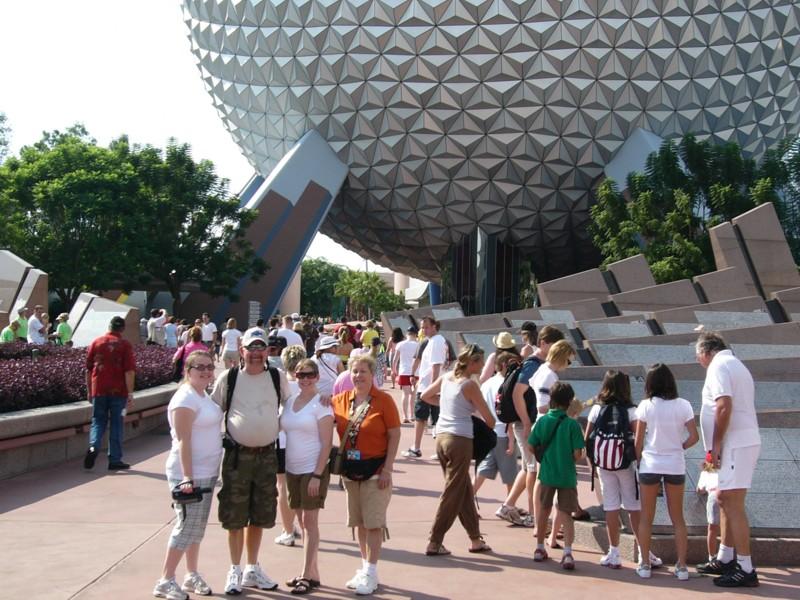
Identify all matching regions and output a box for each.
[425,544,452,556]
[468,542,493,553]
[287,576,320,588]
[290,578,318,595]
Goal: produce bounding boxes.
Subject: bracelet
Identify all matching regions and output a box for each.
[311,473,322,480]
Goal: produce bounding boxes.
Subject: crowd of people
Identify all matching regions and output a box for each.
[1,305,72,345]
[79,310,763,598]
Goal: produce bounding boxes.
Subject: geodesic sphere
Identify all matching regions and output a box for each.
[183,0,800,281]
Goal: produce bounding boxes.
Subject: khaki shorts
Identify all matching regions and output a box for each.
[538,484,578,514]
[217,446,278,530]
[222,350,239,363]
[343,476,391,529]
[286,470,330,510]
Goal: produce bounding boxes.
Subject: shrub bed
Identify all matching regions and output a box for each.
[0,342,174,414]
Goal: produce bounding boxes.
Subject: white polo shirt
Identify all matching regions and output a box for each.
[700,349,760,451]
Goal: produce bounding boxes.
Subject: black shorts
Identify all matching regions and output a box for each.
[638,472,685,486]
[414,394,440,422]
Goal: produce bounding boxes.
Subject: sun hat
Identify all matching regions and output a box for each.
[318,335,338,350]
[492,331,516,350]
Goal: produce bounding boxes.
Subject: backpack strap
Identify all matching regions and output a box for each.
[224,367,239,436]
[266,366,280,398]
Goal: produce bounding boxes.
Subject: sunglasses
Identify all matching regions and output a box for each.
[295,371,317,379]
[190,364,215,372]
[246,344,267,351]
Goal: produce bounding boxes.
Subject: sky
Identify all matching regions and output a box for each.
[0,0,385,272]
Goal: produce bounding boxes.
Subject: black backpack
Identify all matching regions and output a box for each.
[586,404,637,472]
[495,356,541,423]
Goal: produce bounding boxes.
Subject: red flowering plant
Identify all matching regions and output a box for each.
[0,343,174,414]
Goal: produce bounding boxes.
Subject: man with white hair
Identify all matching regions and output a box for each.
[695,331,761,588]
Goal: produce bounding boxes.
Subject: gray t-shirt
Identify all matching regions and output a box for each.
[436,376,474,438]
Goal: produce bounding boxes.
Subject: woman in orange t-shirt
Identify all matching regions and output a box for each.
[332,355,401,596]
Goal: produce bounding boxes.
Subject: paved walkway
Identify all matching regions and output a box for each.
[1,386,798,599]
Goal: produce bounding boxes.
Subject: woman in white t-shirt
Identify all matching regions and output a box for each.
[280,358,334,594]
[634,363,699,581]
[153,350,222,599]
[220,318,243,369]
[585,370,663,570]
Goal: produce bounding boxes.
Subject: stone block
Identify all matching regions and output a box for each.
[708,221,760,297]
[432,305,465,321]
[654,295,771,334]
[730,343,800,361]
[777,429,800,460]
[606,254,655,292]
[537,268,610,307]
[772,286,800,322]
[70,294,140,347]
[578,321,652,340]
[437,314,508,332]
[591,342,696,367]
[610,279,702,313]
[693,266,751,302]
[10,268,48,317]
[0,251,31,316]
[734,202,800,298]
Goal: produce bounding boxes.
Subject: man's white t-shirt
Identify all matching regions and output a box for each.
[480,374,508,437]
[166,384,224,480]
[27,315,46,344]
[418,334,447,388]
[530,363,559,415]
[275,327,303,347]
[635,396,694,475]
[313,352,341,396]
[220,328,242,353]
[201,321,218,343]
[280,392,334,474]
[394,339,419,376]
[700,349,760,451]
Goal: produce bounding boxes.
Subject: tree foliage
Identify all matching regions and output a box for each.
[334,270,407,317]
[0,125,266,312]
[590,134,800,284]
[300,257,345,317]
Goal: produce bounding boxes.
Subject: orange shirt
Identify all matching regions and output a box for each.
[333,388,401,460]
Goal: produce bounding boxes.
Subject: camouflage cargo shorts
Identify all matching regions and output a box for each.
[217,446,278,530]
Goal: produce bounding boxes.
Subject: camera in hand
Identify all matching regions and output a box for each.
[171,482,213,505]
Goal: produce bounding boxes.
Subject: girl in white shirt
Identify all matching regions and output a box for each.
[220,318,243,369]
[634,363,699,581]
[280,358,334,594]
[154,350,221,599]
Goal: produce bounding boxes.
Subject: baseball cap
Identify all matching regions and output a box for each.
[242,328,268,348]
[268,334,288,349]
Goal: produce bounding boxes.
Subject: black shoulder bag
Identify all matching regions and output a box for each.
[532,414,567,462]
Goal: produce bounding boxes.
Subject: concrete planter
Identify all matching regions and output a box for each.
[0,383,177,479]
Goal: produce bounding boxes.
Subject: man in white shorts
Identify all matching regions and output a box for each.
[695,332,761,588]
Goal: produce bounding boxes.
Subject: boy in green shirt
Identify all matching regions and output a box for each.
[54,313,73,346]
[1,320,19,343]
[528,381,585,569]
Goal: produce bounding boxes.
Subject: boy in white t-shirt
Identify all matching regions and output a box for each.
[392,327,419,422]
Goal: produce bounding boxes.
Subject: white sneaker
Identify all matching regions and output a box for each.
[401,448,421,458]
[649,552,664,568]
[600,551,622,569]
[182,572,212,595]
[224,565,242,595]
[274,530,295,546]
[355,573,379,595]
[242,564,278,590]
[636,563,652,579]
[674,564,690,581]
[495,504,524,526]
[153,577,189,600]
[346,570,366,590]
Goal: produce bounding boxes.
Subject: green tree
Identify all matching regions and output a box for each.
[0,125,149,306]
[334,270,407,317]
[300,257,345,317]
[131,140,267,316]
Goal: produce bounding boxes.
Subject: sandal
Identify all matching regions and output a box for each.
[468,540,492,553]
[533,548,549,562]
[287,576,320,589]
[290,577,318,595]
[425,544,452,556]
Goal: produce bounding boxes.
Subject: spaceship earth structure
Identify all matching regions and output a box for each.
[183,0,800,282]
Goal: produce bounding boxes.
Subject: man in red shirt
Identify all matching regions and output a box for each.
[84,316,136,471]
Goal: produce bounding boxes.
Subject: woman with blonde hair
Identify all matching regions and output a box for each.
[421,344,496,556]
[153,351,221,599]
[220,318,243,369]
[337,327,354,364]
[332,354,401,595]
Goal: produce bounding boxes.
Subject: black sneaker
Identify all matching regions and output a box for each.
[108,461,130,470]
[713,565,759,587]
[83,447,98,470]
[696,558,735,575]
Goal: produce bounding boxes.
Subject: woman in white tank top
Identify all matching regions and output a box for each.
[420,344,496,556]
